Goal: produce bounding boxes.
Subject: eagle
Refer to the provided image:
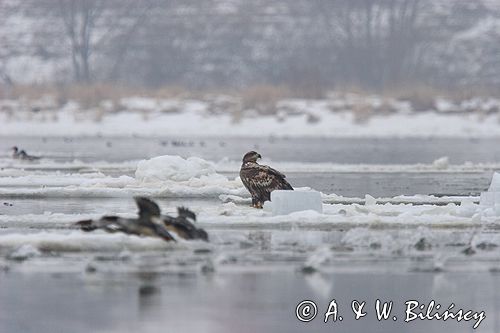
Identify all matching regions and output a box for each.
[239,151,293,208]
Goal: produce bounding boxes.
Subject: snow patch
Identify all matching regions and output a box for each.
[7,244,41,261]
[0,231,177,253]
[433,156,449,170]
[3,100,500,138]
[136,155,217,182]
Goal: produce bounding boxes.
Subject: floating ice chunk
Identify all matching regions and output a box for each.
[432,156,449,170]
[0,232,174,252]
[480,172,500,215]
[480,192,500,214]
[7,244,41,261]
[364,194,377,206]
[270,190,323,216]
[488,172,500,192]
[135,155,216,182]
[455,198,480,218]
[480,192,499,208]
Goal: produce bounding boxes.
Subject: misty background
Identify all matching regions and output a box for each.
[3,4,500,333]
[1,0,499,95]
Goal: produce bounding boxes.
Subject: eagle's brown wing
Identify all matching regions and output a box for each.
[259,165,293,190]
[240,163,293,204]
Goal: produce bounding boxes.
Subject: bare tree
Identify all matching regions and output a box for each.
[4,0,499,90]
[105,2,156,81]
[58,0,103,83]
[315,0,423,89]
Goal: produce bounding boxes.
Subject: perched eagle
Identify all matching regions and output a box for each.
[240,151,293,208]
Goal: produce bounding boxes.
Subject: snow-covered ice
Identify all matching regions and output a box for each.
[0,153,495,200]
[0,155,247,198]
[4,158,500,176]
[0,231,177,253]
[432,156,450,170]
[0,149,493,276]
[0,199,489,258]
[136,155,218,182]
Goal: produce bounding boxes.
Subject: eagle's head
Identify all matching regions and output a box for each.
[10,146,18,153]
[242,151,262,163]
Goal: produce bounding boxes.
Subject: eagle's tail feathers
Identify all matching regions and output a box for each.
[282,180,294,191]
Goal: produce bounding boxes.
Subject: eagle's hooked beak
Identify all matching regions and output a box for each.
[257,153,262,159]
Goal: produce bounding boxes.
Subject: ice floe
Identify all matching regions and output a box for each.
[6,244,41,261]
[2,155,500,176]
[0,198,489,232]
[0,153,492,265]
[0,155,246,198]
[136,155,218,182]
[0,231,176,253]
[0,153,495,201]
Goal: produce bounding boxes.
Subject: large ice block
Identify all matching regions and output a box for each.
[480,172,500,213]
[270,190,323,216]
[488,172,500,192]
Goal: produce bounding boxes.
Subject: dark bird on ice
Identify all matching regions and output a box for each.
[239,151,293,208]
[162,207,209,241]
[10,146,40,161]
[76,197,176,242]
[76,197,208,242]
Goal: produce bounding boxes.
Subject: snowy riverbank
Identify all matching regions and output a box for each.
[2,95,500,138]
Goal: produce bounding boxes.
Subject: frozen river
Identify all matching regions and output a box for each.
[1,136,500,333]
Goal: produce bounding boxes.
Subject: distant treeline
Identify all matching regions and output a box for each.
[0,0,499,92]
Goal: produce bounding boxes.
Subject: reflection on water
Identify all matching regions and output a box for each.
[0,270,499,333]
[0,223,498,333]
[138,278,162,315]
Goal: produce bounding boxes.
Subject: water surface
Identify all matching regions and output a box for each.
[1,136,499,333]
